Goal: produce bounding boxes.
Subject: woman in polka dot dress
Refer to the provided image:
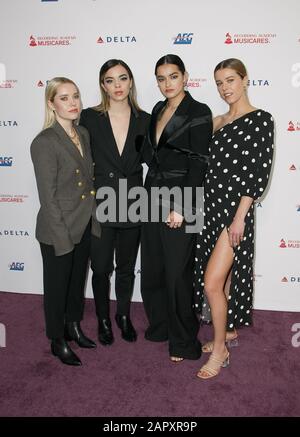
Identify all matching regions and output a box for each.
[195,58,274,379]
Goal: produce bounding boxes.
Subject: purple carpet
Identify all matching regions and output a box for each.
[0,291,299,417]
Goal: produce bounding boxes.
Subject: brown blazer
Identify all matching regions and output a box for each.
[31,121,101,256]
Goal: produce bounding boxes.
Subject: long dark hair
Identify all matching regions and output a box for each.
[93,59,140,113]
[155,54,186,76]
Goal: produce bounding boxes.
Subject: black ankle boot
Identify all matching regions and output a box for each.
[65,321,96,348]
[51,338,82,366]
[98,318,114,346]
[115,314,137,342]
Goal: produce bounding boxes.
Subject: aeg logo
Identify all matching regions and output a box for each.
[173,33,193,45]
[9,262,25,271]
[0,157,13,167]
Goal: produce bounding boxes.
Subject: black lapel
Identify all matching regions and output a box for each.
[149,100,165,148]
[100,113,123,166]
[120,110,137,165]
[156,92,192,150]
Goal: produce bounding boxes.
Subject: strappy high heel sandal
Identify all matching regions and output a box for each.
[197,350,230,379]
[202,332,238,353]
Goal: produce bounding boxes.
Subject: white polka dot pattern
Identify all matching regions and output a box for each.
[194,110,274,329]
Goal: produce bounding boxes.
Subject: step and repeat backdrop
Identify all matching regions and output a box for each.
[0,0,299,311]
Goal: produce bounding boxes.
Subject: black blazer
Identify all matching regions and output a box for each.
[80,107,150,227]
[143,92,213,214]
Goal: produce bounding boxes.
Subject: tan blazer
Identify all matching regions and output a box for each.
[31,121,101,256]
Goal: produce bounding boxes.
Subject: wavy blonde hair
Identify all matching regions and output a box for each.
[43,77,81,129]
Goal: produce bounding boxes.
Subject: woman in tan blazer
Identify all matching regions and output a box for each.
[31,77,101,366]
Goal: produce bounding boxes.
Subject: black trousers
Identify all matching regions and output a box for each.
[40,224,91,339]
[141,220,201,360]
[90,226,140,320]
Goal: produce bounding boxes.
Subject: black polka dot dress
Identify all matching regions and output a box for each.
[194,109,274,330]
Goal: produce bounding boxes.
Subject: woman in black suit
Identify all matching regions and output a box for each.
[80,59,150,346]
[141,54,212,361]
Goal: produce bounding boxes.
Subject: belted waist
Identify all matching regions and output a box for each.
[147,168,188,180]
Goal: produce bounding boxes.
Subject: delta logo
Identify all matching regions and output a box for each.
[0,230,29,237]
[224,32,276,45]
[173,33,193,45]
[0,79,17,89]
[0,120,18,127]
[281,276,300,283]
[29,34,76,47]
[0,157,13,167]
[289,164,298,171]
[279,238,300,249]
[248,79,270,87]
[97,35,137,44]
[0,194,29,203]
[287,121,300,131]
[187,78,207,88]
[9,262,24,271]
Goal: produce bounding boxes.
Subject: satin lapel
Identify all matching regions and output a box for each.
[158,114,188,149]
[157,93,192,150]
[52,122,88,175]
[167,114,212,144]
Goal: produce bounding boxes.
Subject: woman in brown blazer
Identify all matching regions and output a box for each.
[31,77,101,366]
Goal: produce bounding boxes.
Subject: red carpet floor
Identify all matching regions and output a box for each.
[0,292,299,417]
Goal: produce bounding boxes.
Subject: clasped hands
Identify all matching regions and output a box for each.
[165,211,184,229]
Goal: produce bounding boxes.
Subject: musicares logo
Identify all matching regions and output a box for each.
[287,121,300,131]
[186,78,207,88]
[29,35,76,47]
[224,32,276,44]
[0,79,17,89]
[0,194,29,203]
[279,238,300,249]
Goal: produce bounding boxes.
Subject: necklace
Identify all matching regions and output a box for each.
[67,127,83,156]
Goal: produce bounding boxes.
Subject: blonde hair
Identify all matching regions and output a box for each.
[93,59,141,113]
[214,58,248,79]
[43,77,81,129]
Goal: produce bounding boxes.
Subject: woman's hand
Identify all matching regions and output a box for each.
[166,211,184,229]
[228,217,245,248]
